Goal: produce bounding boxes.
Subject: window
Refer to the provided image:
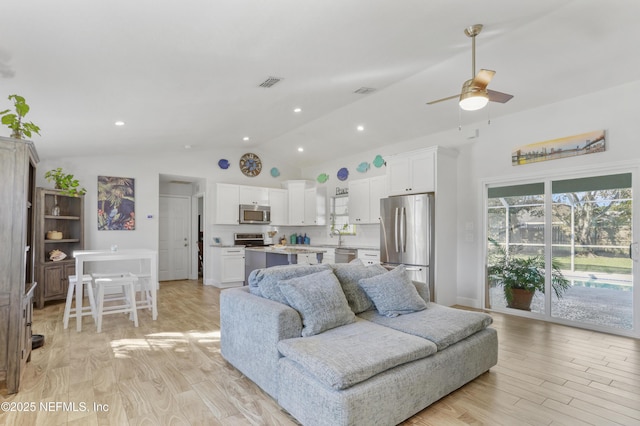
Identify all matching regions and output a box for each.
[330,196,356,235]
[486,172,634,333]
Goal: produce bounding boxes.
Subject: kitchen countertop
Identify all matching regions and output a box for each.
[245,246,327,255]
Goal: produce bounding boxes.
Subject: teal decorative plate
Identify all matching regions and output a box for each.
[317,173,329,183]
[373,155,385,168]
[356,162,370,173]
[270,167,280,177]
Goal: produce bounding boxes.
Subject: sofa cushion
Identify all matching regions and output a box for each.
[331,262,388,313]
[358,265,428,317]
[279,270,356,337]
[358,303,493,350]
[277,318,437,390]
[248,264,332,304]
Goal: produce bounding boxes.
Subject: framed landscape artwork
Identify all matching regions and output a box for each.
[512,130,606,166]
[97,176,135,230]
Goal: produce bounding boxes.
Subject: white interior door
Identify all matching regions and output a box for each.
[159,195,190,281]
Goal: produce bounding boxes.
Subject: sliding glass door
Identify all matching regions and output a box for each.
[486,172,635,334]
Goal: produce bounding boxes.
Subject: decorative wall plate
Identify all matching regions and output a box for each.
[270,167,280,177]
[239,152,262,177]
[317,173,329,183]
[337,167,349,181]
[373,155,385,168]
[218,159,230,169]
[357,162,370,173]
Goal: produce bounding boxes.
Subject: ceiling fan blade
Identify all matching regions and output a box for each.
[487,89,514,103]
[426,94,459,105]
[472,69,495,90]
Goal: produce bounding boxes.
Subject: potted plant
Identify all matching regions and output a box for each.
[0,94,41,139]
[487,238,570,310]
[44,168,87,197]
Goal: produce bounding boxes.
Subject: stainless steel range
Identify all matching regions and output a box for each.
[234,233,267,247]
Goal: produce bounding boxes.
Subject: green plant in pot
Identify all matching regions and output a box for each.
[487,238,570,310]
[0,94,41,139]
[44,168,87,197]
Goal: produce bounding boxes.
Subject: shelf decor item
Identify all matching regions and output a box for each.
[270,167,280,177]
[218,159,230,169]
[44,168,87,197]
[51,195,61,216]
[317,173,329,183]
[0,94,41,139]
[357,162,370,173]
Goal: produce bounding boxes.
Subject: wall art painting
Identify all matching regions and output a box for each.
[512,130,606,166]
[98,176,135,230]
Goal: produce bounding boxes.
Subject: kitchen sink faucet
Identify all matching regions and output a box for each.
[330,229,344,247]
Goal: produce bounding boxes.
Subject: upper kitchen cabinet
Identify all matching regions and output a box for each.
[387,148,435,195]
[239,186,269,206]
[214,183,240,225]
[268,188,288,225]
[348,175,388,224]
[284,180,326,226]
[304,187,327,226]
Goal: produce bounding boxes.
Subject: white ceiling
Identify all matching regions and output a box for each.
[2,0,639,167]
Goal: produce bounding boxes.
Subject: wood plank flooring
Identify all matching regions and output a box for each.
[1,280,639,425]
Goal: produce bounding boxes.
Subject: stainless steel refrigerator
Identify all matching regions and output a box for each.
[380,193,435,301]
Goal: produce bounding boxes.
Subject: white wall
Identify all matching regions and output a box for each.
[455,79,640,307]
[36,148,301,283]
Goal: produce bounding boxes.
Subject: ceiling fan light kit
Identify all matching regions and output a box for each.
[459,79,489,111]
[427,24,513,111]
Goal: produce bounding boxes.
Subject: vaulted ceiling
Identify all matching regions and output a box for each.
[2,1,639,167]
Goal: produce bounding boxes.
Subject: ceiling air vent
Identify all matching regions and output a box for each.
[259,76,283,88]
[354,87,376,95]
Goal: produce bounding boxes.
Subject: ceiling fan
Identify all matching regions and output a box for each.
[427,24,513,111]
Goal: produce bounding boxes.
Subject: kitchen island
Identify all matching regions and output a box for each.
[244,246,327,284]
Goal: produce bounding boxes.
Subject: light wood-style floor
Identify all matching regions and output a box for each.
[1,280,639,425]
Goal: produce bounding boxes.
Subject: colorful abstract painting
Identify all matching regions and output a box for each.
[512,130,606,166]
[98,176,135,230]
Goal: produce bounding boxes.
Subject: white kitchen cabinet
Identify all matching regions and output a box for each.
[387,148,435,195]
[211,246,245,287]
[268,188,288,225]
[214,183,240,224]
[358,249,380,265]
[284,181,326,226]
[348,176,388,224]
[239,186,269,206]
[304,187,326,226]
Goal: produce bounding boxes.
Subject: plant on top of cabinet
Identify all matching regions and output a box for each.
[0,94,41,139]
[44,167,87,197]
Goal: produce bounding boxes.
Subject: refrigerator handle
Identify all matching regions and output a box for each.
[401,207,407,252]
[394,207,399,253]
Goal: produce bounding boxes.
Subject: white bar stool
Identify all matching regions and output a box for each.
[63,274,96,330]
[93,273,139,333]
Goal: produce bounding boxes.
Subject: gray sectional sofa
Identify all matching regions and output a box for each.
[220,262,498,426]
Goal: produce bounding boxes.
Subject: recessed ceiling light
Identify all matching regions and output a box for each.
[298,147,304,152]
[356,125,364,132]
[115,121,125,126]
[184,145,192,149]
[293,107,302,113]
[243,136,250,141]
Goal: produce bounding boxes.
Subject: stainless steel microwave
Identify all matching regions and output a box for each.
[239,204,271,224]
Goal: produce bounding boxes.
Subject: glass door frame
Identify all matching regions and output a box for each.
[481,163,640,339]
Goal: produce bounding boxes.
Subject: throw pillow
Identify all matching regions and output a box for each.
[358,265,428,317]
[279,269,356,337]
[248,264,332,304]
[331,263,388,313]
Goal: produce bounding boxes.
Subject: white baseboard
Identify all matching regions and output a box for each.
[456,296,481,309]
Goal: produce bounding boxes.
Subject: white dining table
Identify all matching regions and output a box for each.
[73,249,159,331]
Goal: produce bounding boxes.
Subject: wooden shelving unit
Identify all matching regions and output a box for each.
[34,188,84,309]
